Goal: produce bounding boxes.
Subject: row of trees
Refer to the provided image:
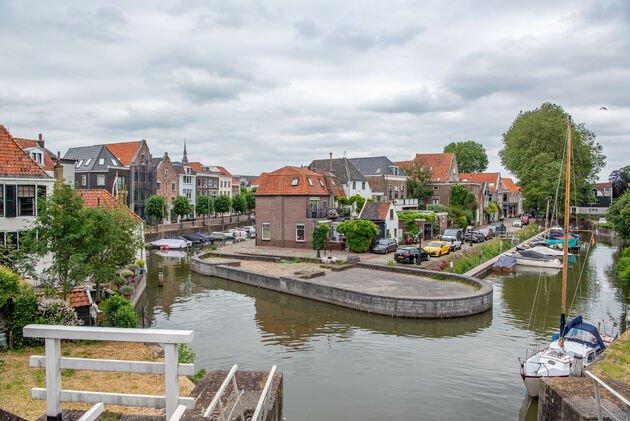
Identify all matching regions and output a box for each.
[145,188,256,225]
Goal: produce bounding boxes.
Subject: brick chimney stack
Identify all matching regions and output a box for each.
[38,133,42,141]
[54,151,63,186]
[329,152,333,172]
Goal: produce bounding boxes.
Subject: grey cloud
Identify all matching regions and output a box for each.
[41,6,127,42]
[293,19,324,39]
[172,70,248,103]
[364,87,462,115]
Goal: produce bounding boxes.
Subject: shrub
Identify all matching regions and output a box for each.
[336,220,379,253]
[136,259,146,267]
[456,216,468,229]
[311,223,330,250]
[37,297,83,326]
[178,344,196,364]
[9,290,41,348]
[617,247,630,283]
[0,265,21,311]
[101,295,137,328]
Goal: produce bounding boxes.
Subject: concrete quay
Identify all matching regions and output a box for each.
[191,252,492,318]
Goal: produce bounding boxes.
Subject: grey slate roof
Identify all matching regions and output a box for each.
[309,158,366,184]
[64,145,122,171]
[347,156,400,176]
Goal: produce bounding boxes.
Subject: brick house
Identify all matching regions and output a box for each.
[255,166,345,249]
[394,153,460,207]
[358,201,400,240]
[500,178,522,217]
[347,156,407,202]
[460,173,503,223]
[152,152,178,223]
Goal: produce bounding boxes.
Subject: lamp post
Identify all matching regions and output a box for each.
[316,223,321,258]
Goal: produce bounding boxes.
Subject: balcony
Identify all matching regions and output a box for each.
[307,207,344,219]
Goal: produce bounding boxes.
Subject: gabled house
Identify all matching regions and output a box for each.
[171,162,196,217]
[309,156,372,200]
[460,173,503,222]
[14,133,75,183]
[104,140,154,219]
[571,182,614,216]
[0,125,55,248]
[593,182,613,198]
[254,166,345,249]
[152,152,178,222]
[358,201,400,241]
[500,178,522,217]
[63,145,129,205]
[347,156,407,203]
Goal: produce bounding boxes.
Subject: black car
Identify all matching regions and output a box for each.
[464,231,485,243]
[394,246,430,264]
[490,223,507,235]
[372,238,398,254]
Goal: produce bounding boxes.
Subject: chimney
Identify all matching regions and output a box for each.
[38,133,42,141]
[329,152,333,172]
[54,151,63,186]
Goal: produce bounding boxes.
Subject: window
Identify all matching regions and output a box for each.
[503,194,508,202]
[157,182,161,191]
[319,179,324,187]
[262,223,271,240]
[389,184,393,191]
[331,179,336,187]
[17,185,35,216]
[82,175,87,186]
[353,181,356,189]
[432,197,440,205]
[401,185,404,191]
[307,177,314,186]
[97,175,105,186]
[77,160,84,167]
[98,158,105,166]
[436,177,440,182]
[183,176,192,184]
[31,152,42,164]
[172,182,176,191]
[390,209,394,219]
[362,182,366,190]
[395,186,398,191]
[165,170,168,178]
[111,159,117,166]
[0,185,3,217]
[85,159,92,166]
[291,177,299,186]
[37,185,46,201]
[296,224,305,242]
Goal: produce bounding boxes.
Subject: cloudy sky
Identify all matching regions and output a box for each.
[1,0,628,180]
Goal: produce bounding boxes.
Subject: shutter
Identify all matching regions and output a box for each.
[5,185,16,217]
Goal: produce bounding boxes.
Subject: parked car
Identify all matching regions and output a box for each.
[372,238,398,254]
[464,231,485,243]
[478,228,493,240]
[242,225,257,238]
[490,223,507,235]
[394,246,430,264]
[598,217,607,224]
[512,219,522,227]
[440,228,464,251]
[423,241,451,257]
[521,215,530,225]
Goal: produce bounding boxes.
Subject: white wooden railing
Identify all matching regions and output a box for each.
[585,371,630,421]
[23,324,195,420]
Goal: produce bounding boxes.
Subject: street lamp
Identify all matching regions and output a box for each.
[316,223,321,258]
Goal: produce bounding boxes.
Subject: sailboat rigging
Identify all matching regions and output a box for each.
[518,115,617,398]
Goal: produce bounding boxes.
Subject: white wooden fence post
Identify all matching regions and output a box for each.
[45,338,62,420]
[164,343,178,419]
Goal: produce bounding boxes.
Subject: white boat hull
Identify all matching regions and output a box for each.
[521,374,568,398]
[514,256,563,268]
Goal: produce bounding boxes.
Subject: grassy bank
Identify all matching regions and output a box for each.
[451,225,542,274]
[592,328,630,383]
[0,341,194,419]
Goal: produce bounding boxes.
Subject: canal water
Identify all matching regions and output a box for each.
[139,239,630,420]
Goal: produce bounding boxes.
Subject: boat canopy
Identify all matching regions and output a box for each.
[149,238,188,249]
[492,255,517,270]
[560,316,606,351]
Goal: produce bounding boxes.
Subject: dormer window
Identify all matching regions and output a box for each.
[30,152,43,165]
[331,179,336,187]
[99,158,105,166]
[489,183,495,187]
[77,160,84,167]
[319,179,324,187]
[111,159,117,166]
[436,177,440,181]
[85,159,92,166]
[291,177,299,186]
[307,177,313,186]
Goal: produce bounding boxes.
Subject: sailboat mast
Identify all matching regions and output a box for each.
[544,196,551,239]
[560,115,572,346]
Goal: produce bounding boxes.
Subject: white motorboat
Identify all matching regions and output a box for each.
[512,250,563,269]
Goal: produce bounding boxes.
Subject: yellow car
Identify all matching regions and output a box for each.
[423,241,450,257]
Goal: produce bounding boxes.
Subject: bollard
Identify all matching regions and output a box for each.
[479,249,483,265]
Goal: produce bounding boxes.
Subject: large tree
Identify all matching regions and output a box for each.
[444,140,489,173]
[608,191,630,240]
[499,102,605,211]
[196,195,211,224]
[404,161,433,204]
[83,207,143,300]
[214,194,231,223]
[145,195,167,226]
[609,166,630,198]
[171,196,193,227]
[31,183,88,295]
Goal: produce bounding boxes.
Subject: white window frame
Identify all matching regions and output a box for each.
[262,223,271,240]
[82,175,87,186]
[296,224,305,242]
[97,175,105,186]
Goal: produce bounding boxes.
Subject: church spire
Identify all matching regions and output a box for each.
[182,139,188,163]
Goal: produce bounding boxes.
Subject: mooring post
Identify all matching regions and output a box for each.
[479,249,483,265]
[45,338,62,421]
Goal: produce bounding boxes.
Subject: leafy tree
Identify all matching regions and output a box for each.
[196,195,211,224]
[145,195,167,226]
[608,191,630,240]
[616,247,630,284]
[311,223,330,250]
[449,184,478,210]
[214,194,231,222]
[0,244,36,279]
[0,265,21,312]
[172,196,193,226]
[348,194,366,212]
[82,207,143,301]
[444,140,489,173]
[456,216,468,229]
[336,220,379,253]
[404,162,432,203]
[398,211,437,236]
[232,193,247,214]
[609,166,630,198]
[30,182,88,296]
[499,102,605,211]
[245,191,256,211]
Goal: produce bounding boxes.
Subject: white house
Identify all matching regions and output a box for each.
[359,201,401,241]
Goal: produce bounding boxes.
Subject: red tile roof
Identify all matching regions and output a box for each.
[502,178,519,193]
[459,173,501,191]
[393,153,455,182]
[36,288,91,308]
[187,162,204,172]
[593,182,613,189]
[77,189,142,221]
[216,166,232,176]
[255,166,345,196]
[0,125,51,178]
[14,137,56,171]
[105,141,142,166]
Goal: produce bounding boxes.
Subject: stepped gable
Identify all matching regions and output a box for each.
[0,125,50,178]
